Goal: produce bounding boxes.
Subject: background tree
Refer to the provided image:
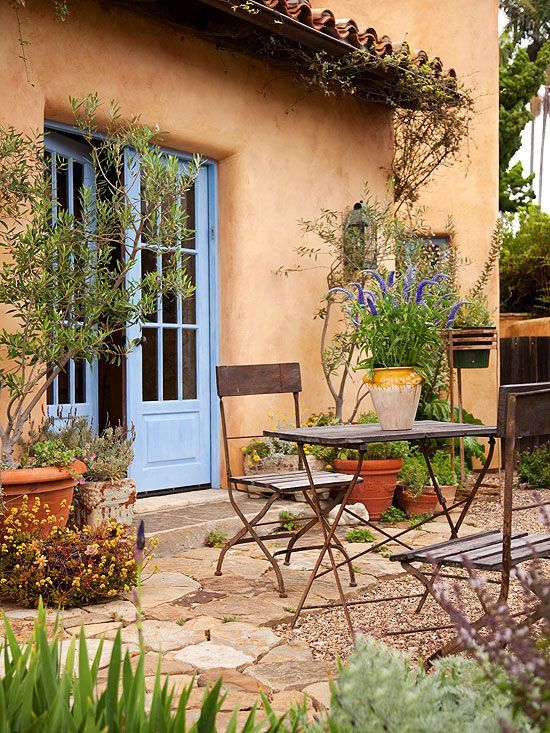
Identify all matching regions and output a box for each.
[499,1,550,212]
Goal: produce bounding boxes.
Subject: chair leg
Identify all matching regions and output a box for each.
[415,564,442,614]
[215,485,288,597]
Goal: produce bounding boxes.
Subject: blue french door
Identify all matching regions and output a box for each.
[125,154,212,492]
[44,132,98,426]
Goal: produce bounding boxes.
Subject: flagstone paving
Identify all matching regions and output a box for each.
[0,490,483,720]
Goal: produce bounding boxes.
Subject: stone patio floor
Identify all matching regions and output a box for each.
[0,489,483,727]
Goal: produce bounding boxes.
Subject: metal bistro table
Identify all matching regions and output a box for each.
[264,420,497,638]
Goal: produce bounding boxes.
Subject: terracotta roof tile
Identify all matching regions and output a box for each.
[257,0,455,77]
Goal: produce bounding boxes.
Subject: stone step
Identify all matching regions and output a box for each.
[134,489,311,555]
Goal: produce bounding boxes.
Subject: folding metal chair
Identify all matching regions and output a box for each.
[215,362,361,597]
[390,382,550,658]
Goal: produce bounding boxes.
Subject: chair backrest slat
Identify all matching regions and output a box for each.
[496,382,550,437]
[216,363,302,397]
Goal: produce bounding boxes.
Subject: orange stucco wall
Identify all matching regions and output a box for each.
[0,0,499,482]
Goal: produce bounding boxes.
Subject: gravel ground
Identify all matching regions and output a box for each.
[277,483,550,665]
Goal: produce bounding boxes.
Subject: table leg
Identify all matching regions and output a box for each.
[418,440,457,538]
[290,445,365,637]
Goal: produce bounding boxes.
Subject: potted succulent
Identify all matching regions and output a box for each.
[331,413,409,519]
[33,417,137,527]
[330,267,464,430]
[395,452,438,517]
[0,98,197,530]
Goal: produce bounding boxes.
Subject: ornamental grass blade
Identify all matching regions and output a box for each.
[193,678,223,733]
[104,631,122,733]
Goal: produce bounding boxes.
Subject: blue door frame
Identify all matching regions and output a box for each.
[125,150,220,492]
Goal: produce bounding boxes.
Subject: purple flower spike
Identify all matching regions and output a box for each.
[364,270,387,292]
[367,299,378,316]
[137,519,146,550]
[415,278,442,303]
[328,287,355,301]
[403,264,415,301]
[387,271,396,287]
[433,273,447,282]
[350,282,366,306]
[447,301,468,327]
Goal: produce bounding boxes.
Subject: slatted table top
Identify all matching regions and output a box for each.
[264,420,498,447]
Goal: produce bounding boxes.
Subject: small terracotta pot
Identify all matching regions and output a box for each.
[333,457,403,520]
[1,460,86,536]
[396,485,438,517]
[434,484,458,512]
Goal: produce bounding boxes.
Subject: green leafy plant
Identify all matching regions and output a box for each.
[335,267,460,382]
[398,452,430,498]
[430,450,458,486]
[0,604,293,732]
[222,615,238,624]
[409,512,433,527]
[345,528,374,543]
[452,291,494,328]
[307,637,534,732]
[379,506,407,523]
[334,413,410,462]
[31,416,135,481]
[241,437,297,469]
[0,499,155,607]
[21,438,78,468]
[516,443,550,488]
[205,530,227,548]
[279,510,301,531]
[0,97,198,466]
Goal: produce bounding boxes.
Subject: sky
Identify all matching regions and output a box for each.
[499,10,549,212]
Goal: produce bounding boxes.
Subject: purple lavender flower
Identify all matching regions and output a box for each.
[402,264,415,301]
[446,301,468,327]
[387,271,396,287]
[350,282,377,307]
[364,269,387,292]
[328,287,355,301]
[415,276,447,303]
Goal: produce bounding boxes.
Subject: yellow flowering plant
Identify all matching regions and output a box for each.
[0,497,156,607]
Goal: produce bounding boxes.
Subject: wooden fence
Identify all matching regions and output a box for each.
[500,336,550,451]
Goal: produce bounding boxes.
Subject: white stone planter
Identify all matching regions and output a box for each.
[73,478,137,528]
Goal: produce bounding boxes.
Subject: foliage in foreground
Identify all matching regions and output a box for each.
[0,501,154,607]
[0,605,300,733]
[308,638,534,733]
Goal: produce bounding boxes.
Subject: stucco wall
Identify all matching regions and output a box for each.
[330,0,501,430]
[0,0,395,481]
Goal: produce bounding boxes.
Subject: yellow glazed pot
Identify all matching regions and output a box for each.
[363,367,423,431]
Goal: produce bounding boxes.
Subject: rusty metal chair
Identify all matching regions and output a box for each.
[391,382,550,658]
[215,362,361,597]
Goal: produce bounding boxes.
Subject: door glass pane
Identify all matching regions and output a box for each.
[75,360,86,403]
[73,162,84,220]
[162,251,177,323]
[142,247,158,322]
[182,329,197,399]
[142,328,158,401]
[58,366,70,404]
[56,156,68,213]
[183,186,195,249]
[182,254,196,324]
[163,329,178,401]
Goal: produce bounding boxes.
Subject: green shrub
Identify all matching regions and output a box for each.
[0,606,292,732]
[21,438,78,468]
[516,443,550,488]
[430,450,458,486]
[345,528,374,543]
[398,451,429,497]
[279,510,301,531]
[309,637,533,733]
[409,511,433,527]
[205,530,227,548]
[379,506,406,523]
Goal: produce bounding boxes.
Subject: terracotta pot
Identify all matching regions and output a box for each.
[1,460,86,536]
[434,484,458,512]
[396,485,438,517]
[333,457,403,520]
[363,367,423,430]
